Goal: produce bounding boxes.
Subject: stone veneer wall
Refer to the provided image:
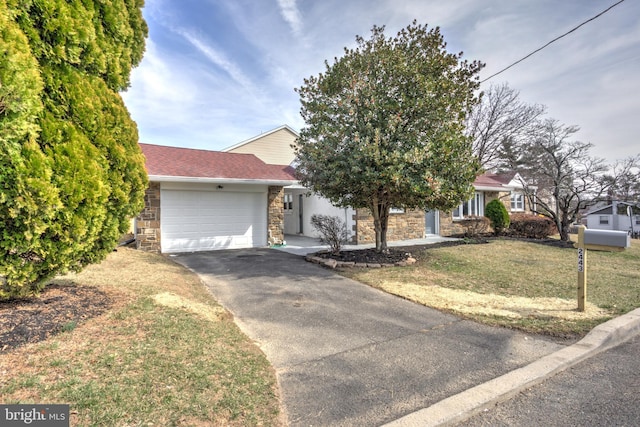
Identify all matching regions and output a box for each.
[355,208,425,244]
[439,211,461,237]
[268,186,285,244]
[136,182,161,253]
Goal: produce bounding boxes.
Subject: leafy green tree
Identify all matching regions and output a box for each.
[485,199,510,235]
[295,22,483,252]
[0,0,147,299]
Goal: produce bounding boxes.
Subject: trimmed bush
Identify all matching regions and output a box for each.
[485,199,510,235]
[509,213,557,239]
[459,216,490,238]
[310,214,349,255]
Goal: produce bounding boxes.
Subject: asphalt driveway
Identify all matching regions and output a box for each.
[172,248,566,426]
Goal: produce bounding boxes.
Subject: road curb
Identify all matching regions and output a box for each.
[383,307,640,427]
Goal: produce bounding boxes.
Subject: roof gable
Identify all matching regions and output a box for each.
[223,125,299,165]
[586,201,639,216]
[473,172,519,190]
[140,143,296,182]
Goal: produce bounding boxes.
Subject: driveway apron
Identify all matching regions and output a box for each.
[172,248,566,426]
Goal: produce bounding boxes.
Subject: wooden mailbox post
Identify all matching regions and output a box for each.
[575,226,630,311]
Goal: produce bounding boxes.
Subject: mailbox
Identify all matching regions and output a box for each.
[582,229,630,250]
[575,226,629,312]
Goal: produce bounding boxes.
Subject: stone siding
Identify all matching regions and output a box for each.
[439,211,463,237]
[136,182,161,252]
[355,208,425,244]
[268,186,285,244]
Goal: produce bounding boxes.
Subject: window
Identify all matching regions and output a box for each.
[453,192,484,219]
[635,215,640,225]
[599,215,609,225]
[510,192,524,211]
[283,193,293,212]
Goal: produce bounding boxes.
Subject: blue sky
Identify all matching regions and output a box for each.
[121,0,640,163]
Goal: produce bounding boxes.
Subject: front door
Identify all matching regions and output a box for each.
[298,194,304,234]
[425,210,438,235]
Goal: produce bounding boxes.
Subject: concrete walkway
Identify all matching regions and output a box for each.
[170,247,640,426]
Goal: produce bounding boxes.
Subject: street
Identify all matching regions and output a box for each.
[462,334,640,426]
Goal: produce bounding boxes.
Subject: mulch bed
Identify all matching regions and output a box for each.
[315,248,413,264]
[310,235,575,265]
[0,283,113,354]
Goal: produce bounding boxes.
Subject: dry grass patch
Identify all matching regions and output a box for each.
[1,248,282,426]
[342,238,640,337]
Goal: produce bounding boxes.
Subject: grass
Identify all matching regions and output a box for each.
[341,238,640,337]
[0,248,282,427]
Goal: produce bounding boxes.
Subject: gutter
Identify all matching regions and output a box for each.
[148,175,298,187]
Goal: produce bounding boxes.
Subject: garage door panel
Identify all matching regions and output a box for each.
[160,189,267,253]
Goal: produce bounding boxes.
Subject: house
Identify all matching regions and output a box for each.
[223,125,360,241]
[135,126,536,253]
[135,143,296,253]
[584,201,640,234]
[225,125,534,243]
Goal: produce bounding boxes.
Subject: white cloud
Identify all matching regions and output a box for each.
[277,0,303,36]
[178,30,258,96]
[121,0,640,162]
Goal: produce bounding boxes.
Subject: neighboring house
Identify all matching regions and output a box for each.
[135,143,296,253]
[584,201,640,234]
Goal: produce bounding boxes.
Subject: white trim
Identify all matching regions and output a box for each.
[474,185,509,192]
[148,175,297,187]
[453,192,484,219]
[510,191,525,211]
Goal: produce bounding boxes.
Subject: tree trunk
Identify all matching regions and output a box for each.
[371,199,390,253]
[558,213,571,241]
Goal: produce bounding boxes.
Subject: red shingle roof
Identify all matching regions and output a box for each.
[473,172,517,188]
[140,143,296,181]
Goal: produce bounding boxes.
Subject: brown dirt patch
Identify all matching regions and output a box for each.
[0,283,115,354]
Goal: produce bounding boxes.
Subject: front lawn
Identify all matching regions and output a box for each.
[0,248,282,426]
[340,238,640,337]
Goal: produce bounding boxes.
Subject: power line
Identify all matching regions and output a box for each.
[481,0,626,83]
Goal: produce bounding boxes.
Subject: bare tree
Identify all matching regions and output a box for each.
[502,119,612,241]
[603,155,640,202]
[466,83,545,169]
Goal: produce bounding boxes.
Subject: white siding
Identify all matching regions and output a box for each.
[283,189,355,239]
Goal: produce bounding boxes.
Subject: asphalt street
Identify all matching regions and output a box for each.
[461,333,640,427]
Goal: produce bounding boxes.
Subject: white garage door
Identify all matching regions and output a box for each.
[161,189,267,253]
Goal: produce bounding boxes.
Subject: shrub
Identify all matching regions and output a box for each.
[509,213,557,239]
[310,214,349,255]
[458,216,490,238]
[0,1,148,300]
[485,199,510,235]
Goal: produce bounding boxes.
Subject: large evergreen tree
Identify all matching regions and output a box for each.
[295,22,483,252]
[0,0,148,299]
